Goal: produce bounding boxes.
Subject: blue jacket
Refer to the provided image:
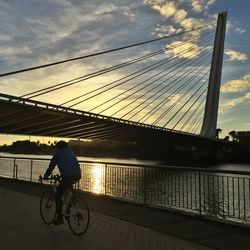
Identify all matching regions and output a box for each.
[44,148,81,178]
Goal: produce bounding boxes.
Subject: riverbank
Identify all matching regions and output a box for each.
[1,139,250,164]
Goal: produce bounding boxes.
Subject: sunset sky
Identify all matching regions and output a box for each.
[0,0,249,144]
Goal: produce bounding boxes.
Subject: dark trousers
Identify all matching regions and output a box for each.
[55,175,80,217]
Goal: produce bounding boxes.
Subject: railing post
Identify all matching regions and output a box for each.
[198,171,202,215]
[30,159,33,182]
[144,167,147,205]
[15,164,18,179]
[104,163,107,196]
[13,158,16,179]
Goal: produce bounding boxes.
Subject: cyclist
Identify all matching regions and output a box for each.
[43,140,81,225]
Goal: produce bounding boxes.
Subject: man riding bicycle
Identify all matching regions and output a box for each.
[43,140,81,225]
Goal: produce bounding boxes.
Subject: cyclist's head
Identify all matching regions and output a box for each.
[56,140,68,149]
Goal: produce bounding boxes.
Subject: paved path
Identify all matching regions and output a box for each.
[0,187,211,250]
[1,178,250,250]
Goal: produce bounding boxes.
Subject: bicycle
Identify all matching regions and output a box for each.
[39,174,90,235]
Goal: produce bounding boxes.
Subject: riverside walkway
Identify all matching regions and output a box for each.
[1,178,249,250]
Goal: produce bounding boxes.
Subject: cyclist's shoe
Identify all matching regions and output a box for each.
[53,215,64,225]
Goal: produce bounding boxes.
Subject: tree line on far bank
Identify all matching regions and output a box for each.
[0,139,193,161]
[0,140,56,155]
[0,139,156,160]
[1,133,249,163]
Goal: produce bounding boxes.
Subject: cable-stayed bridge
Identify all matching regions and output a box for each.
[0,12,227,149]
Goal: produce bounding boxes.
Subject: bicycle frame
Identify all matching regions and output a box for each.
[39,174,90,235]
[40,175,72,211]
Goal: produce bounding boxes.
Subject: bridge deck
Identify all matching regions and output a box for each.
[0,93,212,145]
[1,178,249,250]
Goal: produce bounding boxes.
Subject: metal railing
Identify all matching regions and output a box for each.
[0,155,249,226]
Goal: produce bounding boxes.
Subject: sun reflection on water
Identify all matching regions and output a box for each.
[91,163,105,194]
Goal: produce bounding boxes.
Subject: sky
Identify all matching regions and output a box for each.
[0,0,250,145]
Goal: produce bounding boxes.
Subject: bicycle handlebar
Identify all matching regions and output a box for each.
[39,174,61,184]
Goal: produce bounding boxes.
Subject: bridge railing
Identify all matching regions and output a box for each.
[0,155,249,227]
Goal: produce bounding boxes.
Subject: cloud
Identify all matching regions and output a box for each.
[152,1,177,17]
[145,1,208,62]
[145,0,191,26]
[234,27,246,34]
[166,41,201,59]
[123,9,136,20]
[220,74,250,111]
[225,50,248,61]
[221,74,250,93]
[0,45,31,57]
[0,1,148,75]
[145,0,222,69]
[0,33,11,42]
[0,1,101,70]
[94,3,118,15]
[174,9,188,23]
[155,24,182,36]
[144,0,215,42]
[179,17,203,29]
[190,0,215,13]
[222,92,250,109]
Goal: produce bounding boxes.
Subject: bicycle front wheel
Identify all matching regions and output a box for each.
[40,190,56,224]
[67,195,90,235]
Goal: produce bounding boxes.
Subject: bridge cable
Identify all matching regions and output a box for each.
[21,48,166,99]
[192,115,205,134]
[123,49,212,121]
[137,65,210,124]
[21,31,213,100]
[62,33,214,108]
[113,49,212,118]
[162,77,209,128]
[186,104,206,132]
[171,86,208,130]
[139,50,212,124]
[0,23,214,78]
[92,37,214,115]
[150,68,210,126]
[179,96,206,131]
[87,40,211,112]
[135,46,213,122]
[85,35,214,111]
[101,48,210,116]
[127,63,209,122]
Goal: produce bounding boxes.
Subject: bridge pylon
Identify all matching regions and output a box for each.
[200,12,227,138]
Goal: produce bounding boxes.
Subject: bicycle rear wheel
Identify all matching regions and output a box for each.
[40,190,56,224]
[67,195,90,235]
